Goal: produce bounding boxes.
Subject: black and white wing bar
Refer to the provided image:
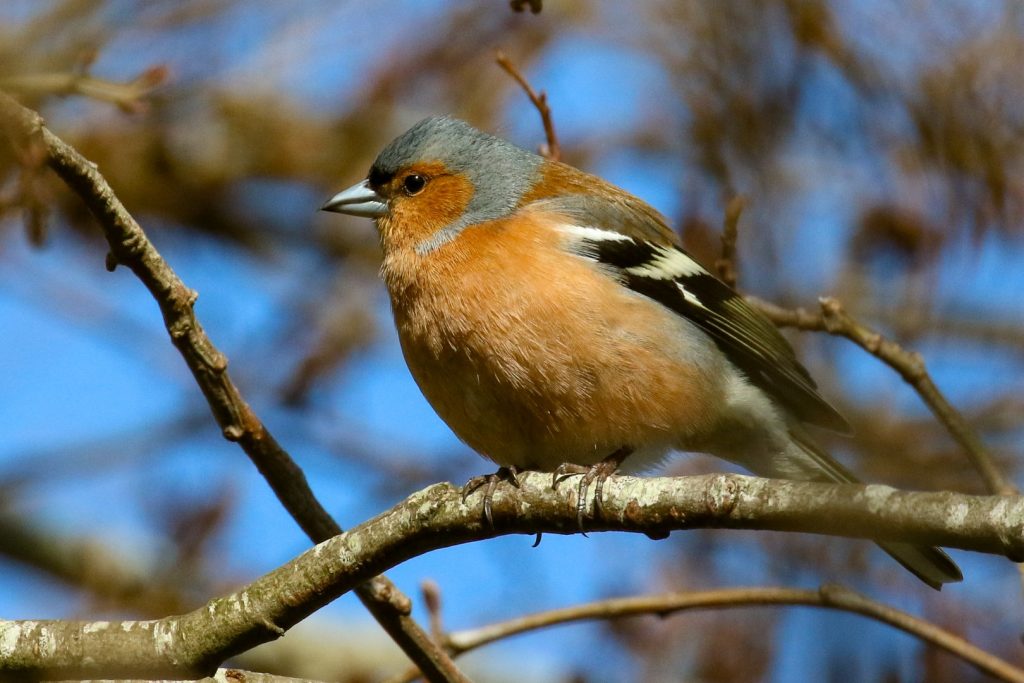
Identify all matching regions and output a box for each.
[562,225,850,434]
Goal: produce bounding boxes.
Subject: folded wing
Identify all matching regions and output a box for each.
[536,195,850,434]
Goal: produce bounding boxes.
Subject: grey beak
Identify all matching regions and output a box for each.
[321,179,387,217]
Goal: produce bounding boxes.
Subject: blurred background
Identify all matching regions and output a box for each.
[1,1,1023,681]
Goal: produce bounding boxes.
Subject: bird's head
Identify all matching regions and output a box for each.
[322,116,542,252]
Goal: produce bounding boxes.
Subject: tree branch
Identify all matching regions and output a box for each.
[0,67,168,113]
[2,472,1022,679]
[509,0,543,13]
[495,50,560,161]
[714,194,745,288]
[48,669,328,683]
[386,584,1024,683]
[749,295,1015,496]
[0,90,467,683]
[0,510,188,616]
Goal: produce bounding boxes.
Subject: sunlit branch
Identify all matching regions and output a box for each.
[387,585,1024,683]
[1,472,1022,678]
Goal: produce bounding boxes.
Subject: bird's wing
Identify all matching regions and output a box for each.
[526,193,682,246]
[531,195,850,434]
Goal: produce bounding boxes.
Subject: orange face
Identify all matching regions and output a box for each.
[372,161,475,251]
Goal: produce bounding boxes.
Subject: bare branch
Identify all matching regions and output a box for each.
[0,67,168,113]
[0,90,466,683]
[421,580,445,644]
[715,194,746,288]
[495,50,560,161]
[383,585,1024,683]
[749,295,1015,496]
[2,472,1022,679]
[0,510,188,616]
[212,670,327,683]
[509,0,542,14]
[49,669,329,683]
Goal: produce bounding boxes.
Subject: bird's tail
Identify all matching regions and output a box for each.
[786,427,963,590]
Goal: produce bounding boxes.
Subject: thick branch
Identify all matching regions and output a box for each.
[0,90,466,683]
[50,670,324,683]
[2,473,1022,679]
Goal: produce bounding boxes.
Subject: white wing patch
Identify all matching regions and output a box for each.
[556,224,633,243]
[625,244,706,280]
[677,282,707,309]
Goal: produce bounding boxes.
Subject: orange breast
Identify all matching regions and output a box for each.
[382,211,726,470]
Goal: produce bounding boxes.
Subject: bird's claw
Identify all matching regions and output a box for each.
[462,466,520,528]
[551,448,632,533]
[551,462,588,490]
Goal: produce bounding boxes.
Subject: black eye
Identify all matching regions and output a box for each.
[403,173,426,195]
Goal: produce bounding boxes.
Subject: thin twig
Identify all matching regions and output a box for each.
[715,194,746,288]
[421,580,445,644]
[0,90,467,683]
[386,585,1024,683]
[706,193,1011,498]
[749,295,1015,496]
[0,67,168,113]
[10,130,49,244]
[495,50,560,161]
[509,0,542,13]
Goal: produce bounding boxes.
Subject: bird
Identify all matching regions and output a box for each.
[321,115,962,589]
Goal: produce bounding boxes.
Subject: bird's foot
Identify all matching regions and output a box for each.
[462,466,521,528]
[551,447,632,532]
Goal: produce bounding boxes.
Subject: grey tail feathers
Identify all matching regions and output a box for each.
[787,428,963,590]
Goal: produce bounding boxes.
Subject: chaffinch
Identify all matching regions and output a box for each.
[322,115,962,589]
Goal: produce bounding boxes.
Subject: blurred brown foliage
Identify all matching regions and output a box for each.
[1,1,1022,682]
